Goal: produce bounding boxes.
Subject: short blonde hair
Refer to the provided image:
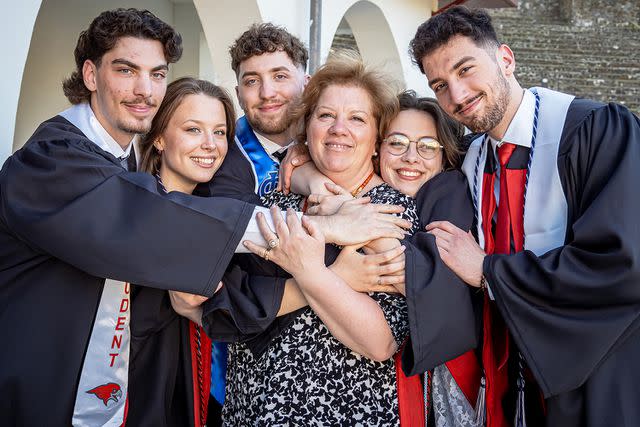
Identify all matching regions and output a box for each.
[294,53,400,144]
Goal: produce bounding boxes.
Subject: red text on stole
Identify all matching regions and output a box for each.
[109,282,130,367]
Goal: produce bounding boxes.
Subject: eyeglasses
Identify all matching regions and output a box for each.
[382,134,443,160]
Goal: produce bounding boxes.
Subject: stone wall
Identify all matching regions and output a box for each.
[488,0,640,113]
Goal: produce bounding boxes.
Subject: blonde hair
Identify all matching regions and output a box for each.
[293,52,400,145]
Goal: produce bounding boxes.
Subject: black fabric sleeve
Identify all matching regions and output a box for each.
[0,126,253,297]
[484,102,640,397]
[402,170,480,375]
[201,261,287,343]
[198,139,258,201]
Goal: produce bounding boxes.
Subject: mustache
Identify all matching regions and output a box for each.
[453,93,483,115]
[257,99,288,109]
[122,98,157,108]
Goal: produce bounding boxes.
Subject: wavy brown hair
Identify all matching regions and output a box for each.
[62,8,183,104]
[229,23,308,75]
[139,77,236,174]
[394,90,464,170]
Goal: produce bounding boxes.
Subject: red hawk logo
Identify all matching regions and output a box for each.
[86,383,122,406]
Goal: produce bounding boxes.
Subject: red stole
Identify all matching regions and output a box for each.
[481,143,526,427]
[189,322,212,427]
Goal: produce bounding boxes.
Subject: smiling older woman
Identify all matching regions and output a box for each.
[223,55,420,426]
[284,89,480,426]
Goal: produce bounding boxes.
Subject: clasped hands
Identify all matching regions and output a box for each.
[244,199,410,295]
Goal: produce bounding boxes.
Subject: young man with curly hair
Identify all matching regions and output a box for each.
[204,23,309,198]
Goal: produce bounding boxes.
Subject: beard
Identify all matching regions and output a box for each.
[246,102,294,137]
[118,98,158,134]
[460,73,511,134]
[117,116,153,135]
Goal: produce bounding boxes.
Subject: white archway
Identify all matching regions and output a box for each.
[320,0,432,96]
[1,0,40,162]
[343,1,405,85]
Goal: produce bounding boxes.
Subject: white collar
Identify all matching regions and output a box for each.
[254,130,294,159]
[489,89,536,152]
[60,103,137,160]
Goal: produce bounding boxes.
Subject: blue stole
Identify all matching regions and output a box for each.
[210,117,282,406]
[235,115,280,196]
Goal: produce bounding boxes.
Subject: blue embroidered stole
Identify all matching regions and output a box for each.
[235,116,280,196]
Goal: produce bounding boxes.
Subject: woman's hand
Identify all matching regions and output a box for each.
[330,244,405,293]
[243,206,326,277]
[306,183,353,216]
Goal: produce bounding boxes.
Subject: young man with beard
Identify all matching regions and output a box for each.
[0,9,409,425]
[204,23,309,199]
[197,24,309,425]
[410,6,640,427]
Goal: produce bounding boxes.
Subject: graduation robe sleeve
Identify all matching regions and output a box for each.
[484,102,640,401]
[198,138,258,199]
[402,170,480,375]
[0,118,253,296]
[202,258,288,342]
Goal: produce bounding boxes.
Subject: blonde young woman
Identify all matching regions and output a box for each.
[126,77,236,427]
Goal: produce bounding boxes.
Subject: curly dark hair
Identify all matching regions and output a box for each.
[410,6,499,74]
[395,90,464,170]
[62,8,183,104]
[229,23,308,75]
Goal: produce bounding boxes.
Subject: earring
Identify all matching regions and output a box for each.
[373,151,378,157]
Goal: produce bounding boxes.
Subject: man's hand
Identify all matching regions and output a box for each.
[330,244,405,294]
[426,220,485,287]
[278,142,311,194]
[168,290,209,326]
[306,183,353,216]
[310,198,411,246]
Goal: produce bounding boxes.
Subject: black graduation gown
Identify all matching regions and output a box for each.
[0,116,255,425]
[126,261,284,427]
[199,136,257,198]
[484,101,640,426]
[402,170,481,376]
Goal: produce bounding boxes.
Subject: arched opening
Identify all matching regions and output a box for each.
[13,0,214,151]
[336,1,405,86]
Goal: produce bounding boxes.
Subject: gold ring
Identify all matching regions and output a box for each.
[377,278,382,286]
[263,247,271,261]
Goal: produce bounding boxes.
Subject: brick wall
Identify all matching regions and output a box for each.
[488,0,640,113]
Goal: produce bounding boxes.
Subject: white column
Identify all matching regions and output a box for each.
[0,0,41,163]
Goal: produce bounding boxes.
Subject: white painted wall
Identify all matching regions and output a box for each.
[11,0,204,154]
[0,0,41,162]
[321,0,434,96]
[3,0,437,163]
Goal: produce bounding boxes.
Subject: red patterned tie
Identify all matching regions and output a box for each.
[481,142,526,427]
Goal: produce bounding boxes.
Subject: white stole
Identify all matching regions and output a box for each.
[72,279,131,427]
[462,87,575,256]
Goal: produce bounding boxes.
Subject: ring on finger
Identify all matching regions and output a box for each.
[268,237,280,249]
[263,247,272,261]
[377,278,382,286]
